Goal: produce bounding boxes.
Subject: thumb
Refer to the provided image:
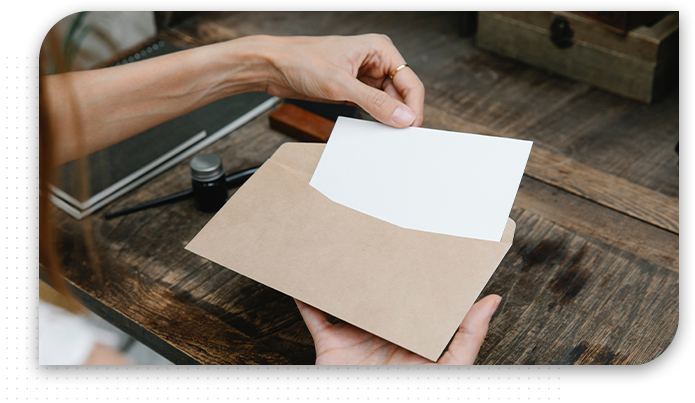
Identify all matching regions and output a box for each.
[294,299,331,341]
[442,295,501,364]
[346,80,416,128]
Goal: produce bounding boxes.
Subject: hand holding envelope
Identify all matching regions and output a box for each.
[186,117,532,362]
[296,295,502,365]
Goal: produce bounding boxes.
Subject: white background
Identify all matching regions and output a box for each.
[1,1,688,401]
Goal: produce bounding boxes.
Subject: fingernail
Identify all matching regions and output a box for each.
[392,105,416,126]
[490,298,501,317]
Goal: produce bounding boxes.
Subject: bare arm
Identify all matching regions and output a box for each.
[42,37,271,166]
[42,34,425,166]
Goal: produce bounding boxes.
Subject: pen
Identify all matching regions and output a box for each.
[104,167,259,219]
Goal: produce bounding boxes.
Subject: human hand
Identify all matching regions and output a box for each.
[257,34,425,128]
[295,294,501,365]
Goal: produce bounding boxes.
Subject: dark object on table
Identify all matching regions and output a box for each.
[104,167,258,219]
[270,100,359,142]
[476,11,678,103]
[270,103,336,143]
[190,154,228,213]
[550,16,573,48]
[457,12,478,37]
[284,99,359,122]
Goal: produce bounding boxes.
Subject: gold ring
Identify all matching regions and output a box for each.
[388,63,409,80]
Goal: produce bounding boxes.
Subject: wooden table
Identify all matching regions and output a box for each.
[50,12,679,365]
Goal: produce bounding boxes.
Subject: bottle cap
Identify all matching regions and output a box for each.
[190,154,225,182]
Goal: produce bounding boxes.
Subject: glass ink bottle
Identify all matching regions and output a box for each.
[190,153,228,213]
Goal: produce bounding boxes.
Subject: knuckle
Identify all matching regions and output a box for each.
[367,90,389,110]
[379,34,393,44]
[365,33,392,45]
[402,80,425,100]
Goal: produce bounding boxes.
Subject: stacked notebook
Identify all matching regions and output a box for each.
[51,40,278,219]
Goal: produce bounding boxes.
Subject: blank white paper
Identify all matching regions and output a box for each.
[309,117,533,242]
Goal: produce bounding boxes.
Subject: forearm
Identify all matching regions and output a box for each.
[42,36,274,166]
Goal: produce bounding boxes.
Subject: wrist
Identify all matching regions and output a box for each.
[214,35,283,97]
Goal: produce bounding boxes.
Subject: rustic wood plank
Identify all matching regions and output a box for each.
[502,87,679,199]
[478,208,678,365]
[515,176,678,271]
[55,185,316,365]
[424,104,679,234]
[527,145,678,233]
[41,267,199,365]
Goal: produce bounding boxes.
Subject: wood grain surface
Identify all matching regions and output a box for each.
[50,12,678,365]
[424,105,679,234]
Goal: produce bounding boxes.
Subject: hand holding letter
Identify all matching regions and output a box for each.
[260,34,425,128]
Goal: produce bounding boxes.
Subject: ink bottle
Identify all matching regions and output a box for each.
[190,153,228,213]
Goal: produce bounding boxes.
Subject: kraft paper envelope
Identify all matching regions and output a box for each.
[186,143,515,361]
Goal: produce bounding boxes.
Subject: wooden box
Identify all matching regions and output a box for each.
[572,11,667,35]
[476,12,678,103]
